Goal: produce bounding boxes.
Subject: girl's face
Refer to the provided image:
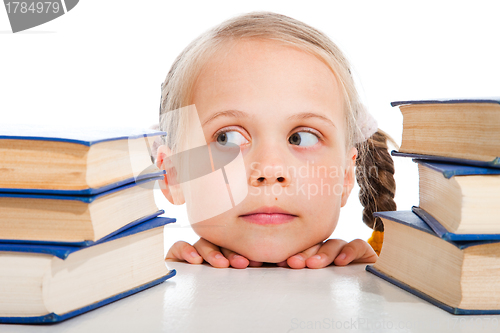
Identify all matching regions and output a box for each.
[181,39,356,263]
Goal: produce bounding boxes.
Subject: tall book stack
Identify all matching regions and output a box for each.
[366,98,500,315]
[0,125,176,324]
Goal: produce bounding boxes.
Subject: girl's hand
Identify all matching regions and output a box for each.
[165,238,263,269]
[166,238,377,269]
[280,239,378,269]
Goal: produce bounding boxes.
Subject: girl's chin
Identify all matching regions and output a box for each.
[245,254,289,264]
[236,246,301,263]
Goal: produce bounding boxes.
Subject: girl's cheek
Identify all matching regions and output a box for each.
[191,219,228,246]
[297,158,344,189]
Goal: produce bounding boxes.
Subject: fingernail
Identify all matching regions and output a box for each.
[215,253,224,259]
[294,255,305,261]
[311,255,322,260]
[337,253,347,260]
[233,254,243,259]
[190,252,200,258]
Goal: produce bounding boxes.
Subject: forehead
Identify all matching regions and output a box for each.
[191,38,346,130]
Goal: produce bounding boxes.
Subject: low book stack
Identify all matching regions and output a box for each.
[366,98,500,315]
[0,126,176,324]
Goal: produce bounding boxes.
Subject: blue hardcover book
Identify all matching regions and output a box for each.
[0,216,176,324]
[412,206,500,242]
[391,98,500,168]
[0,125,166,194]
[367,210,500,315]
[391,98,500,107]
[391,150,500,169]
[414,160,500,236]
[413,159,500,178]
[0,176,166,244]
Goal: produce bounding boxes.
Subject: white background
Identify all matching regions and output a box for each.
[1,0,499,255]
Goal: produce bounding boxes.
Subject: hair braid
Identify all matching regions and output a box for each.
[355,129,397,232]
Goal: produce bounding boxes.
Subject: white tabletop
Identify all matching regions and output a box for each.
[2,261,500,333]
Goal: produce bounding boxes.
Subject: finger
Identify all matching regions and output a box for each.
[306,239,348,269]
[165,241,203,264]
[248,260,263,267]
[276,260,289,268]
[193,238,230,268]
[333,239,378,266]
[287,242,323,269]
[220,248,250,269]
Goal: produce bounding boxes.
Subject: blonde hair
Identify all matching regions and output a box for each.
[159,11,396,233]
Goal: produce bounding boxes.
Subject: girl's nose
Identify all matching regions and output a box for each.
[246,133,296,187]
[254,174,289,186]
[249,159,293,187]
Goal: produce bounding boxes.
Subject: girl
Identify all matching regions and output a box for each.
[156,11,396,269]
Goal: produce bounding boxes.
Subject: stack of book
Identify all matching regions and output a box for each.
[366,98,500,315]
[0,126,176,324]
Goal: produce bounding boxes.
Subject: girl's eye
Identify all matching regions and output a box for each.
[216,130,249,146]
[288,131,319,147]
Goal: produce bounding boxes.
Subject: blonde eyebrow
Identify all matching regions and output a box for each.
[202,110,249,126]
[288,112,336,128]
[201,110,336,129]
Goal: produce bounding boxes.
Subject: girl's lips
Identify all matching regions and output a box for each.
[240,213,296,225]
